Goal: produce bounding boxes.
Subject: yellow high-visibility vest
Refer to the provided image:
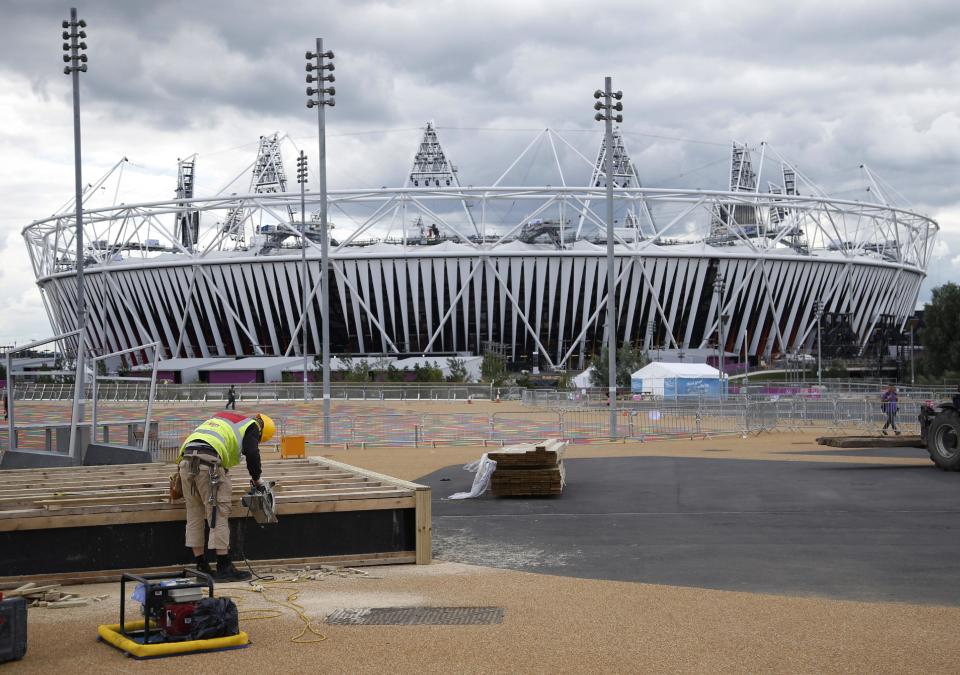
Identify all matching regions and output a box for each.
[177,413,258,468]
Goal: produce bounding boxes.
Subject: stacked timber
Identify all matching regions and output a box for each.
[488,439,567,497]
[0,582,109,608]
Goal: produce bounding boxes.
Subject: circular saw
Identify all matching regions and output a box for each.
[241,480,278,524]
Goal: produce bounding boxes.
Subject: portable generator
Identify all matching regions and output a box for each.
[97,570,249,659]
[123,570,214,643]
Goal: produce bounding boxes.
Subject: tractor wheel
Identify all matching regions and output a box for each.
[927,410,960,471]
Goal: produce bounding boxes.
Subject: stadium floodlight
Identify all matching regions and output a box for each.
[63,7,89,453]
[814,299,823,386]
[594,76,623,436]
[306,40,336,443]
[296,151,310,402]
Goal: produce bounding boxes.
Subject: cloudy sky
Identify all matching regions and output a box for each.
[1,0,958,344]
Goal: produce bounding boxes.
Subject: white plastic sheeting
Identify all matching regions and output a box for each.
[447,455,498,500]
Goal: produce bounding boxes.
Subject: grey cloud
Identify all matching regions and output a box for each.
[0,0,957,315]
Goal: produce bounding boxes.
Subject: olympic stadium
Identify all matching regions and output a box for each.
[22,124,938,370]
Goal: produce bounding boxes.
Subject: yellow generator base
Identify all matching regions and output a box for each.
[97,620,249,659]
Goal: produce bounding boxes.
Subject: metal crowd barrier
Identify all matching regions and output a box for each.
[1,391,934,457]
[6,381,497,403]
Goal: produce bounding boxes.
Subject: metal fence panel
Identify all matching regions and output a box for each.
[420,413,492,444]
[491,411,562,443]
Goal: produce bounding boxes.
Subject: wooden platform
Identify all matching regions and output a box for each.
[489,439,567,497]
[0,457,431,582]
[815,435,925,449]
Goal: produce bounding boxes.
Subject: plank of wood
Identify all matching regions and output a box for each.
[309,456,429,491]
[414,487,432,566]
[35,486,408,510]
[0,466,355,486]
[0,551,417,587]
[0,494,415,532]
[3,584,60,598]
[46,599,91,608]
[0,480,383,508]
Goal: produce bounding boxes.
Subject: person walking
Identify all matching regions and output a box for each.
[881,384,900,435]
[225,385,236,410]
[176,410,275,581]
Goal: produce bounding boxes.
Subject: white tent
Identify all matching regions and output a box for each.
[570,366,595,389]
[631,362,727,398]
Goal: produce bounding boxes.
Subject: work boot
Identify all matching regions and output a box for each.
[194,555,213,577]
[215,556,252,582]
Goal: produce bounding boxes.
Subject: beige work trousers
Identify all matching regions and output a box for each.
[179,458,232,551]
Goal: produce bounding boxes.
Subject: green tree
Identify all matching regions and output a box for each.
[589,343,649,388]
[446,357,468,382]
[337,356,372,382]
[413,361,444,382]
[921,282,960,375]
[480,351,509,385]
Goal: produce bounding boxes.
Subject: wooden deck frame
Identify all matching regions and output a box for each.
[0,457,431,580]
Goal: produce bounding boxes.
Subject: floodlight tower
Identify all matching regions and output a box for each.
[594,78,622,438]
[297,150,309,402]
[306,40,335,443]
[63,7,89,442]
[714,274,726,396]
[814,300,823,386]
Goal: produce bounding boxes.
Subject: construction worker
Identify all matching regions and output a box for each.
[176,411,275,582]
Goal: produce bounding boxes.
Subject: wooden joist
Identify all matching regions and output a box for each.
[0,551,417,587]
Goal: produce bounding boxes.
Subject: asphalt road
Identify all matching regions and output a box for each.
[422,456,960,605]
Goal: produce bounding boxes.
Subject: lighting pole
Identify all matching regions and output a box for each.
[714,274,726,398]
[646,318,655,360]
[743,328,749,386]
[909,317,916,386]
[594,77,622,438]
[296,150,309,402]
[63,7,88,444]
[815,300,823,386]
[306,40,335,444]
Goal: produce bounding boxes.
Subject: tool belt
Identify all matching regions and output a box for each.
[183,444,222,467]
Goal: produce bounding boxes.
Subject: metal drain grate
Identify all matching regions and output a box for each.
[326,606,505,625]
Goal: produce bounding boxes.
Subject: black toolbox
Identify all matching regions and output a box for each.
[0,596,27,663]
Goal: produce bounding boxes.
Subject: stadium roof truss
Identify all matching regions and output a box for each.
[22,127,939,367]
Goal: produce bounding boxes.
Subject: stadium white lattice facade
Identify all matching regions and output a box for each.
[23,125,938,369]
